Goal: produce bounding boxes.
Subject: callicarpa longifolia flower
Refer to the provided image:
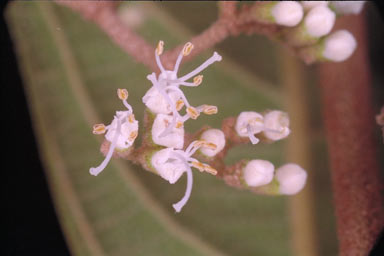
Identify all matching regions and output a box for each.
[90,40,309,212]
[90,89,138,176]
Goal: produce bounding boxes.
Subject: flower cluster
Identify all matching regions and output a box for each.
[90,89,138,176]
[90,40,308,213]
[250,1,365,63]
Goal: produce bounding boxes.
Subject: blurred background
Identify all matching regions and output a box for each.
[3,1,384,256]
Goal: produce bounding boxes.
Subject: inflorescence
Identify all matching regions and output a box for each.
[89,19,359,211]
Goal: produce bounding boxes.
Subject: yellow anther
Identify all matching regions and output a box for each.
[187,106,200,120]
[176,121,184,129]
[182,42,194,56]
[202,105,218,115]
[128,114,136,123]
[156,40,164,55]
[129,131,138,141]
[191,161,205,172]
[193,140,206,148]
[117,88,128,100]
[93,123,106,135]
[203,142,217,150]
[249,117,263,126]
[164,119,170,127]
[203,164,218,175]
[175,99,184,111]
[193,75,203,86]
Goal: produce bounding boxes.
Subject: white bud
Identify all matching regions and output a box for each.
[152,114,184,149]
[301,1,328,11]
[142,87,180,115]
[304,6,336,37]
[105,111,139,149]
[263,110,291,141]
[272,1,304,27]
[151,148,186,184]
[276,163,307,195]
[243,160,275,187]
[330,1,365,15]
[323,30,357,62]
[199,129,226,157]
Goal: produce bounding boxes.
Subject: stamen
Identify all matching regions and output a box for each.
[176,121,184,129]
[93,123,106,135]
[90,118,121,176]
[178,52,222,82]
[128,114,136,123]
[193,75,203,86]
[202,164,218,175]
[129,131,138,141]
[182,42,194,56]
[156,40,164,55]
[117,88,128,100]
[147,73,180,137]
[247,124,260,144]
[172,156,193,213]
[191,161,205,172]
[187,106,200,119]
[203,142,217,150]
[201,105,218,115]
[155,41,166,73]
[175,100,184,111]
[165,86,191,108]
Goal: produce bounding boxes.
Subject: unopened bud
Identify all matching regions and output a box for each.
[200,129,226,157]
[243,160,275,187]
[276,164,307,195]
[329,1,365,15]
[323,30,357,62]
[272,1,304,27]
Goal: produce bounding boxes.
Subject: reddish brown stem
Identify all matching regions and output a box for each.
[318,13,383,256]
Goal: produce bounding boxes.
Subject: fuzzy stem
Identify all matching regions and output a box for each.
[318,13,383,256]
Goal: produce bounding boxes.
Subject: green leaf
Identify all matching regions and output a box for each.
[5,1,335,255]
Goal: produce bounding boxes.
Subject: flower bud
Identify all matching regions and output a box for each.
[329,1,365,15]
[322,30,357,62]
[275,163,307,195]
[304,6,335,38]
[263,110,290,141]
[301,1,328,11]
[272,1,304,27]
[142,87,180,115]
[152,114,184,149]
[199,129,226,157]
[243,160,274,187]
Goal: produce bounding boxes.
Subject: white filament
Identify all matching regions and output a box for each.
[90,118,121,176]
[178,52,222,82]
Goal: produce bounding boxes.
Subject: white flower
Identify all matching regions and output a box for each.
[235,111,264,144]
[272,1,304,27]
[330,1,365,15]
[301,1,328,11]
[242,160,274,187]
[275,163,307,195]
[151,140,218,212]
[143,41,221,138]
[323,30,357,62]
[199,129,226,157]
[90,89,139,176]
[263,110,291,141]
[304,6,336,38]
[152,113,184,149]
